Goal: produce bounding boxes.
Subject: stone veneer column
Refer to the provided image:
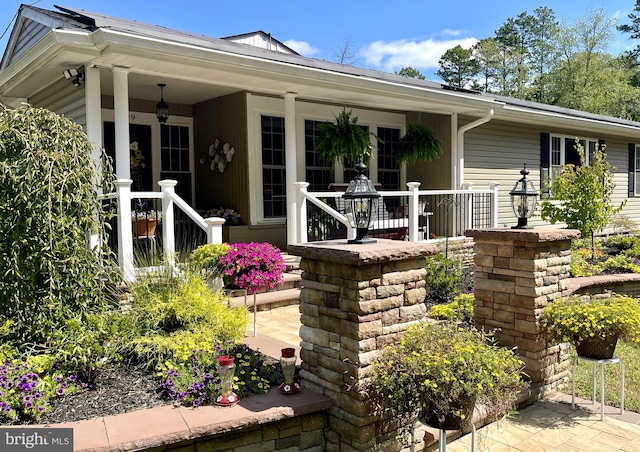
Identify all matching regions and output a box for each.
[288,239,436,452]
[465,228,580,399]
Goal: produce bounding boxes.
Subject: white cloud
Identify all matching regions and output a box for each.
[284,39,320,56]
[439,29,467,37]
[361,37,478,73]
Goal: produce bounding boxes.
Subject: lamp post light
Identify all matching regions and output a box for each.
[509,163,538,229]
[156,83,169,125]
[342,162,380,244]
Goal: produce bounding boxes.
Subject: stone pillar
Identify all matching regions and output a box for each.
[288,240,436,451]
[465,228,580,399]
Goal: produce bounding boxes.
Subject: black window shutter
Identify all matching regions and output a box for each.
[629,143,636,198]
[540,132,550,196]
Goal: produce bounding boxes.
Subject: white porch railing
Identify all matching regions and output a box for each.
[295,181,500,244]
[106,179,224,282]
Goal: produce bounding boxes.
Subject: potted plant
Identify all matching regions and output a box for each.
[131,210,161,237]
[393,123,442,164]
[218,242,286,294]
[364,323,526,433]
[314,109,379,166]
[541,294,640,359]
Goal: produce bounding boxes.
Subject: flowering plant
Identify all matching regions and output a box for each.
[0,359,84,422]
[129,141,145,176]
[131,210,162,222]
[365,323,526,431]
[541,294,640,345]
[204,207,242,225]
[219,242,285,294]
[160,343,280,408]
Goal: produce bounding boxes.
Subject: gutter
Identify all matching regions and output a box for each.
[454,109,494,189]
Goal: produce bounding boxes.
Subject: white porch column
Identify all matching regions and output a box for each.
[84,66,102,167]
[284,92,298,245]
[112,67,131,180]
[84,66,103,251]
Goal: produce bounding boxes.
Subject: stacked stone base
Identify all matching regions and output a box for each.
[289,240,436,451]
[466,228,580,399]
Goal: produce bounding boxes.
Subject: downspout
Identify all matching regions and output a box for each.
[455,109,494,189]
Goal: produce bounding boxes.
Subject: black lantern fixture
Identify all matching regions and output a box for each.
[342,162,381,244]
[509,163,538,229]
[156,83,169,125]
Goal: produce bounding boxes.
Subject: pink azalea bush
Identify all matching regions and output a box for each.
[219,242,285,294]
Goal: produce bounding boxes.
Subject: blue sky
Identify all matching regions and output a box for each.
[0,0,636,80]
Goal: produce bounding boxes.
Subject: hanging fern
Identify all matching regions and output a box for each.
[314,110,378,166]
[394,123,442,164]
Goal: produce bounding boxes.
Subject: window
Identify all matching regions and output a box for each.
[546,135,598,184]
[261,116,286,218]
[304,120,333,191]
[377,127,401,190]
[160,124,191,203]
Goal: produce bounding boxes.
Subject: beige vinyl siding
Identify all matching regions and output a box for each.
[193,91,248,219]
[9,19,49,66]
[29,79,86,128]
[405,112,451,190]
[464,120,542,227]
[600,137,640,230]
[465,121,640,231]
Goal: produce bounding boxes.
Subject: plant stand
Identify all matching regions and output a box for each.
[223,288,257,337]
[572,355,624,421]
[436,424,476,452]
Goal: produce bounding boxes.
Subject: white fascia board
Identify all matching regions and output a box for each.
[93,28,502,114]
[0,29,99,96]
[500,104,640,139]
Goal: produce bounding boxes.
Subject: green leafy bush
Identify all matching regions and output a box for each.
[0,105,116,346]
[425,252,462,302]
[189,243,230,278]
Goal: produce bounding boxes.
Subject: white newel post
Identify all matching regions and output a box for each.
[295,182,309,244]
[407,182,421,242]
[489,182,500,228]
[158,180,177,270]
[462,182,474,231]
[116,179,135,282]
[205,218,225,244]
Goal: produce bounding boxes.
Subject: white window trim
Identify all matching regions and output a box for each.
[101,109,194,199]
[548,134,598,182]
[246,94,405,225]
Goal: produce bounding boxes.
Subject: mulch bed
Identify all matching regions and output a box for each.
[6,367,170,426]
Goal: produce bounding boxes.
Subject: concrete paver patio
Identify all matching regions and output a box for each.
[251,305,640,451]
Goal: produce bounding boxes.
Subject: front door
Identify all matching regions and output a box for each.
[103,122,153,191]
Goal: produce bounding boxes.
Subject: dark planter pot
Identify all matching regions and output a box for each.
[575,335,619,360]
[421,396,476,432]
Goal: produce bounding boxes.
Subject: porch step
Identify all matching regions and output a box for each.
[229,287,300,311]
[226,270,301,311]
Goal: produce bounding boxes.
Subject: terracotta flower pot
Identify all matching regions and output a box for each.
[132,218,156,237]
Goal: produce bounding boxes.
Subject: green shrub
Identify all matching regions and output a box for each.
[189,243,230,278]
[121,270,246,369]
[605,235,637,251]
[0,105,117,346]
[425,253,462,302]
[429,293,475,322]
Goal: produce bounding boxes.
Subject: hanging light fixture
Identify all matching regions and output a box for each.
[156,83,169,125]
[342,162,380,244]
[509,163,538,229]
